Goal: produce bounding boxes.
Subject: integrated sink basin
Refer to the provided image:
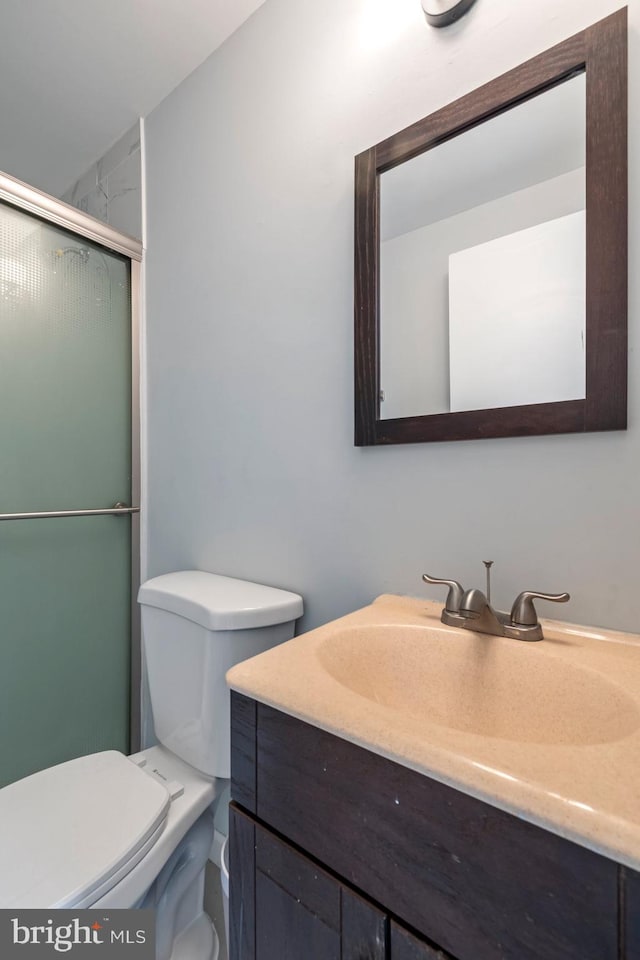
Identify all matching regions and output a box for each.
[227,593,640,870]
[316,624,640,746]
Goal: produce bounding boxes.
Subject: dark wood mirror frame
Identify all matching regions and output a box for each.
[354,9,627,446]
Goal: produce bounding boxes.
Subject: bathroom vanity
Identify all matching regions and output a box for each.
[227,596,640,960]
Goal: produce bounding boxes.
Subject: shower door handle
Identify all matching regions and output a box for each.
[0,502,140,521]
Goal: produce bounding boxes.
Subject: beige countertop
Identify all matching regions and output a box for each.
[227,594,640,871]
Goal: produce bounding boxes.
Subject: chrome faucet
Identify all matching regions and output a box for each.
[422,563,569,642]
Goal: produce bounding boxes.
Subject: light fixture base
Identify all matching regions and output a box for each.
[422,0,478,28]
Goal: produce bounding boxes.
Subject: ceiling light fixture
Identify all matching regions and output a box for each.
[422,0,478,28]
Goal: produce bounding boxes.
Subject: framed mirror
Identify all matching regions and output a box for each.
[354,9,627,445]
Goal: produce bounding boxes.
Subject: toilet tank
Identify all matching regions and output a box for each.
[138,571,303,779]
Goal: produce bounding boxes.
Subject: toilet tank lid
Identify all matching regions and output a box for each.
[138,571,303,631]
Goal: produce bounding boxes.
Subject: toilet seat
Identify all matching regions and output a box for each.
[0,751,170,909]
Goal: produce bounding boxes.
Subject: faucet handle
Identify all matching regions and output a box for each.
[422,574,464,613]
[510,590,570,626]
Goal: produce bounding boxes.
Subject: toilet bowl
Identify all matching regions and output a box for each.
[0,571,303,960]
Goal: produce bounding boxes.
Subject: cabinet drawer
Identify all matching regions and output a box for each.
[239,699,618,960]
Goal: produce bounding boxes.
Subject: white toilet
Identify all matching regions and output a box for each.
[0,571,303,960]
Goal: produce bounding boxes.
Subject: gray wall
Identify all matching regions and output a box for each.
[145,0,639,633]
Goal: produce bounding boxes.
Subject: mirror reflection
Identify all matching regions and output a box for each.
[379,73,586,420]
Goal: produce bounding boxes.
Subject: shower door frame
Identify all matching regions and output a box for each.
[0,169,143,751]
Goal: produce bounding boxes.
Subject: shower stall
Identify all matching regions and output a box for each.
[0,171,142,787]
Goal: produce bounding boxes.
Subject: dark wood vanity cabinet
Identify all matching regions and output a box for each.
[229,693,638,960]
[391,924,452,960]
[230,807,445,960]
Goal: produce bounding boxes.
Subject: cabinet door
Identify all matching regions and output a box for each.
[255,823,340,960]
[623,867,640,959]
[391,921,455,960]
[230,806,386,960]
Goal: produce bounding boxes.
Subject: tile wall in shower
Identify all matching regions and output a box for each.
[61,123,142,240]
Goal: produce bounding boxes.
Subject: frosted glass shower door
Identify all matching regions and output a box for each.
[0,201,133,787]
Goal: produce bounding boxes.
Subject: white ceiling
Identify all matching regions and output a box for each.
[0,0,268,198]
